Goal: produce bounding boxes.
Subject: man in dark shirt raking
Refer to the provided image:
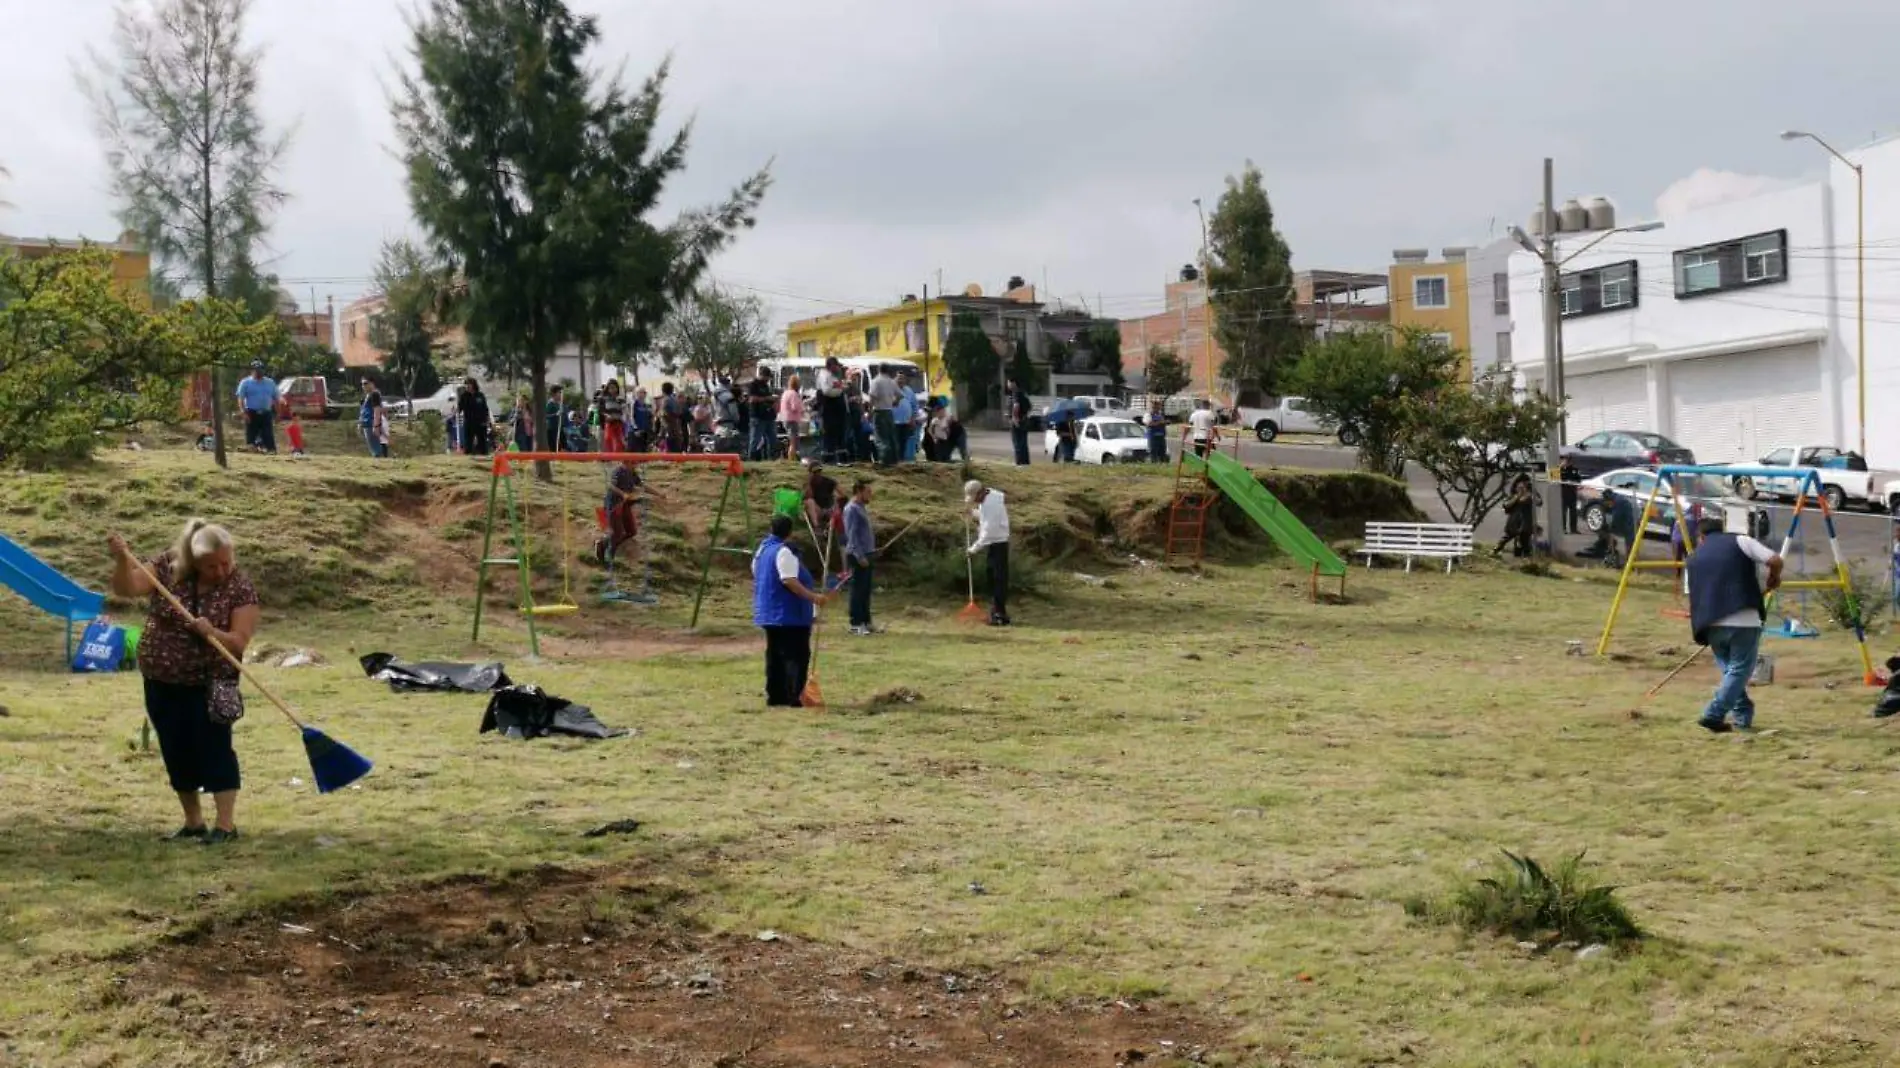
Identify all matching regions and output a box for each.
[1686,511,1783,733]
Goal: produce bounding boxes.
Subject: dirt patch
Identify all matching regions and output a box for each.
[136,866,1226,1068]
[534,619,756,661]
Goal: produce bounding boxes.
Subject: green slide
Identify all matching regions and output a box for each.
[1187,451,1347,576]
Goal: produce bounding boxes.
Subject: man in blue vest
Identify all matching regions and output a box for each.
[754,515,832,707]
[1686,512,1783,733]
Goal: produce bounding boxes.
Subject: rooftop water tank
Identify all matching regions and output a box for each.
[1583,196,1616,231]
[1558,199,1588,232]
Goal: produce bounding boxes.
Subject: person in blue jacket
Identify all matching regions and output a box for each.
[754,515,832,707]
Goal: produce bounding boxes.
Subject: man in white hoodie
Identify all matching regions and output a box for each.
[965,479,1012,626]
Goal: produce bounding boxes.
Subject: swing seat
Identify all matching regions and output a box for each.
[1769,618,1820,639]
[525,603,581,618]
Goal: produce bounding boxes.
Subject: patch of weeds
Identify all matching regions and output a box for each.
[1403,850,1642,947]
[1815,564,1888,631]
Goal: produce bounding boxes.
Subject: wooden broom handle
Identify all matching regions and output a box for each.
[127,553,305,729]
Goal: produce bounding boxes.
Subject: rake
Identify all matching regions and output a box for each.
[957,512,987,624]
[801,512,835,709]
[130,555,373,794]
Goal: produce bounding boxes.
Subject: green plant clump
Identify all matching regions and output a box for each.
[1404,850,1642,948]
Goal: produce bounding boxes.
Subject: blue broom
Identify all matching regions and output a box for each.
[132,556,373,793]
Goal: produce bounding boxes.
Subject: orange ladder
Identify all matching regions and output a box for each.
[1164,425,1213,566]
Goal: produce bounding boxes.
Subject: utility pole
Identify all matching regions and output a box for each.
[1539,157,1567,551]
[921,282,932,396]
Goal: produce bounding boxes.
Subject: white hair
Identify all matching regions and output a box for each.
[963,480,984,502]
[170,518,234,583]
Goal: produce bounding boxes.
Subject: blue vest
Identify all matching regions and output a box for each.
[1687,533,1765,645]
[753,535,814,627]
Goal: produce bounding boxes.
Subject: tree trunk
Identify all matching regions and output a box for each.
[530,351,551,482]
[202,136,227,469]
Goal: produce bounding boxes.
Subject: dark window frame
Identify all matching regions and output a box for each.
[864,326,881,352]
[1672,229,1789,299]
[1557,259,1641,320]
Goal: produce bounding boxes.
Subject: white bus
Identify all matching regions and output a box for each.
[756,356,927,397]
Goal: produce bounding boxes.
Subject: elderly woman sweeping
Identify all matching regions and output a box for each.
[107,519,261,845]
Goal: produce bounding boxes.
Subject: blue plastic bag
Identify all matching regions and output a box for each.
[71,620,126,674]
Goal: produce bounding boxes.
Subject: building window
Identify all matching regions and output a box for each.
[1492,272,1510,315]
[937,315,949,342]
[1678,251,1721,295]
[1558,259,1640,319]
[1496,331,1512,365]
[1599,262,1634,308]
[1743,233,1784,282]
[796,339,817,359]
[1413,275,1449,309]
[1560,274,1583,316]
[1427,332,1454,351]
[1673,229,1788,297]
[1002,317,1027,344]
[863,327,880,352]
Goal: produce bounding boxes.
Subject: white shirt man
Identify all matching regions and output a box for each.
[965,480,1012,626]
[868,369,900,411]
[1187,403,1217,454]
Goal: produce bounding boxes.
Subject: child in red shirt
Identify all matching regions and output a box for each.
[285,413,307,457]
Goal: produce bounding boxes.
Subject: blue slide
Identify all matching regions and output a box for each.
[0,532,105,661]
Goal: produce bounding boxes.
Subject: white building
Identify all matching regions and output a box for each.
[1465,237,1516,376]
[1509,136,1900,468]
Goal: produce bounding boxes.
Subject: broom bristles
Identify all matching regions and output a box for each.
[302,727,374,794]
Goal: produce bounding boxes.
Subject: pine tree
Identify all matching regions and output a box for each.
[941,312,1001,415]
[1205,161,1305,395]
[80,0,291,468]
[393,0,768,475]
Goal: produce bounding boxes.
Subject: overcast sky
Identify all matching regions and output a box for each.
[4,0,1898,329]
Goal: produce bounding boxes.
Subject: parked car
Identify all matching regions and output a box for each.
[1031,394,1129,431]
[1233,396,1358,445]
[1561,430,1694,478]
[1043,414,1151,463]
[274,376,338,420]
[1883,476,1900,516]
[1729,444,1892,513]
[386,384,461,420]
[1576,468,1757,539]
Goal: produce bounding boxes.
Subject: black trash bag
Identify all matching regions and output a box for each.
[361,653,511,694]
[481,685,630,740]
[1874,656,1900,719]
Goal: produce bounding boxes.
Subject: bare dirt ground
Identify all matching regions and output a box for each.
[135,865,1226,1068]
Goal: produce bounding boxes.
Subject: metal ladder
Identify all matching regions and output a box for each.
[1164,426,1212,567]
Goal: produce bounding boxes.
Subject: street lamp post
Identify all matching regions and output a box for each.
[1782,130,1865,457]
[1508,159,1664,551]
[1193,197,1214,404]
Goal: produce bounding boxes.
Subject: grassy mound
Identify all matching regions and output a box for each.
[0,450,1418,622]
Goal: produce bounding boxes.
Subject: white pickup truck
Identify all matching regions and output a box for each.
[1729,444,1893,513]
[1232,396,1360,445]
[1883,476,1900,516]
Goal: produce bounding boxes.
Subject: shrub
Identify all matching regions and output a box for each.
[1403,850,1641,947]
[1814,564,1888,631]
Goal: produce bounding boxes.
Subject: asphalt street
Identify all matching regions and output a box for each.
[963,428,1899,577]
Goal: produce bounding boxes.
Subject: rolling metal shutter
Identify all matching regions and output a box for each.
[1563,367,1652,441]
[1666,344,1823,464]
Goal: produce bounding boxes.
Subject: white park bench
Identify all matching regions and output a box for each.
[1357,522,1475,573]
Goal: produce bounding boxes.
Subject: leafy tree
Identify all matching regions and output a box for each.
[1008,338,1040,394]
[653,283,775,387]
[1283,328,1460,479]
[394,0,768,476]
[1205,161,1304,393]
[0,247,271,466]
[1042,336,1069,375]
[80,0,290,469]
[1084,322,1126,391]
[1144,344,1191,400]
[367,238,453,407]
[1396,370,1565,528]
[940,311,1000,414]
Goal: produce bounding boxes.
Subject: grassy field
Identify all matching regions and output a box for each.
[3,447,1899,1066]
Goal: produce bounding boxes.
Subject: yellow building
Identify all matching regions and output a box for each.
[783,283,1045,399]
[1387,247,1471,380]
[2,232,153,304]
